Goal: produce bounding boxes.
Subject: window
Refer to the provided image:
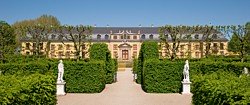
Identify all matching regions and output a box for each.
[25,43,30,50]
[58,35,63,40]
[113,35,117,39]
[212,34,217,39]
[141,34,145,39]
[194,34,199,39]
[180,45,185,50]
[121,36,124,39]
[180,52,184,58]
[213,43,218,50]
[51,34,56,40]
[58,44,63,50]
[26,51,30,55]
[66,44,71,50]
[195,45,200,50]
[113,51,118,58]
[65,51,70,58]
[220,51,224,55]
[97,34,101,40]
[149,34,153,39]
[50,51,56,57]
[133,35,137,39]
[195,52,200,58]
[133,44,137,50]
[127,36,130,39]
[51,44,55,51]
[58,51,63,58]
[220,43,224,50]
[39,43,43,50]
[82,44,86,50]
[133,51,137,58]
[105,34,109,39]
[188,44,191,50]
[113,44,118,50]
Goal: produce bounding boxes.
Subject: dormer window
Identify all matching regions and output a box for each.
[149,34,153,39]
[212,34,217,39]
[194,34,199,39]
[105,34,109,39]
[141,34,145,39]
[97,34,101,40]
[51,34,56,40]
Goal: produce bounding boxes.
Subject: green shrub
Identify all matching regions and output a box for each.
[190,61,250,77]
[64,61,106,93]
[132,59,138,74]
[0,74,56,105]
[89,43,117,84]
[0,62,53,75]
[142,59,183,93]
[192,71,250,105]
[136,41,159,84]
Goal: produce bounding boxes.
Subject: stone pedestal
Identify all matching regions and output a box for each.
[182,81,191,94]
[56,81,66,96]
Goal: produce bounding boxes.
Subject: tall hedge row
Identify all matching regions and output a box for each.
[89,43,117,84]
[190,61,250,77]
[136,41,159,84]
[0,74,56,105]
[192,71,250,104]
[0,62,53,75]
[64,61,106,93]
[143,59,183,93]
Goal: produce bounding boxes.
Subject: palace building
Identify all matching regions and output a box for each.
[21,27,228,61]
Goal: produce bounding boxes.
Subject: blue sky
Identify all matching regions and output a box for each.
[1,0,250,27]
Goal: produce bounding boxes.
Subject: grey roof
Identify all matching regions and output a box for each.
[92,27,159,34]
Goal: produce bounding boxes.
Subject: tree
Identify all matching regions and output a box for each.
[194,25,218,58]
[159,25,192,60]
[58,25,92,60]
[220,23,250,62]
[0,20,16,62]
[13,14,60,57]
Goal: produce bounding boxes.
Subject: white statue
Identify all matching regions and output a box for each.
[244,67,249,76]
[183,60,190,82]
[57,60,64,82]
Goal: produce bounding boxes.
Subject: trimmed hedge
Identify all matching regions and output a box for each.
[192,71,250,104]
[64,61,106,93]
[190,61,250,77]
[89,43,117,84]
[136,41,159,84]
[0,62,53,75]
[142,59,183,93]
[0,74,56,105]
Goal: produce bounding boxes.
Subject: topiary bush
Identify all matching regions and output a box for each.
[136,41,159,84]
[142,59,183,93]
[0,73,56,105]
[64,61,106,93]
[89,43,117,84]
[192,71,250,105]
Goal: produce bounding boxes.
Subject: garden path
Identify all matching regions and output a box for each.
[57,68,192,105]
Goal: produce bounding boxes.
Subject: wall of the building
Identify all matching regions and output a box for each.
[21,41,228,59]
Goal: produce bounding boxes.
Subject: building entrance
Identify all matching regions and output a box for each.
[122,50,129,60]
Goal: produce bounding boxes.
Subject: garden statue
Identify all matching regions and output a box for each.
[183,60,190,82]
[244,67,249,76]
[57,60,64,82]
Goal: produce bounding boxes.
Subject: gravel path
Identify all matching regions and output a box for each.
[57,68,192,105]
